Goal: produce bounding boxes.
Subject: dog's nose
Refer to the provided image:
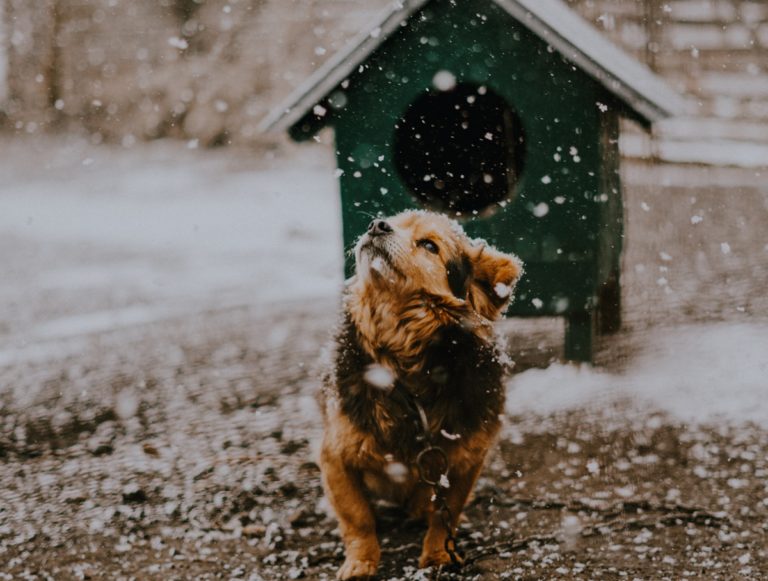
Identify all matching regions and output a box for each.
[367,220,393,236]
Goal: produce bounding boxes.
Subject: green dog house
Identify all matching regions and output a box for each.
[261,0,685,362]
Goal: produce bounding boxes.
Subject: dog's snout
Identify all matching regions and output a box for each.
[367,220,393,237]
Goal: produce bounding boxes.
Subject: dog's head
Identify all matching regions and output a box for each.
[353,210,522,321]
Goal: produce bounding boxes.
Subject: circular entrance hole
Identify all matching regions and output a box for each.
[393,83,525,214]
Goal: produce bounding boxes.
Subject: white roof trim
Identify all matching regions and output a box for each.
[258,0,429,134]
[498,0,687,122]
[260,0,687,134]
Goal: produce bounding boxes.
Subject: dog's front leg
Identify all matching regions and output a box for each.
[320,448,380,580]
[418,458,484,569]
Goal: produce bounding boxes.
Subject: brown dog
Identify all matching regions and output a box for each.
[318,210,522,579]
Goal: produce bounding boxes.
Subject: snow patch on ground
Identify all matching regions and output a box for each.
[0,137,344,353]
[508,323,768,427]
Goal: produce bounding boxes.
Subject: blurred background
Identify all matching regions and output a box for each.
[1,0,767,329]
[1,1,767,579]
[1,1,767,145]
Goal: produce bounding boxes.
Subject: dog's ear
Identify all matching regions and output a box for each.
[445,254,473,300]
[467,244,523,320]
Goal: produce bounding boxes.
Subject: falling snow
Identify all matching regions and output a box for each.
[532,202,550,217]
[363,364,395,390]
[494,282,512,298]
[1,140,766,577]
[370,256,386,273]
[2,0,768,575]
[432,70,457,91]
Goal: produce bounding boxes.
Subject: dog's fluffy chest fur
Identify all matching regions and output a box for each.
[325,306,506,461]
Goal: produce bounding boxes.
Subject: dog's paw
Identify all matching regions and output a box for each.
[336,558,378,580]
[418,550,463,569]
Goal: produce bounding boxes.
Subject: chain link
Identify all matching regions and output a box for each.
[410,399,462,569]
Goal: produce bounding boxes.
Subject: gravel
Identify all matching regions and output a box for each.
[1,301,767,580]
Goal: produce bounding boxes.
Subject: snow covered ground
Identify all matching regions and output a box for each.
[0,136,343,362]
[1,135,766,424]
[510,322,768,427]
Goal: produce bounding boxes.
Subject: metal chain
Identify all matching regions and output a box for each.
[411,399,462,569]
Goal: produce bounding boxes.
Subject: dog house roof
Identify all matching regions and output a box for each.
[260,0,686,134]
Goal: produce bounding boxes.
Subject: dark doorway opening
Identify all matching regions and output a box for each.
[393,83,526,215]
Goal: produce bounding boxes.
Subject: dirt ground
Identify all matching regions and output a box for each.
[1,300,766,581]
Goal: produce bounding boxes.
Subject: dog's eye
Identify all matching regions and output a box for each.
[417,239,440,254]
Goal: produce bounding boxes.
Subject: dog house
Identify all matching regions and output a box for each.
[261,0,685,362]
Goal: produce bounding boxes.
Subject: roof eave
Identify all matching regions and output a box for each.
[257,0,430,134]
[259,0,687,135]
[498,0,687,123]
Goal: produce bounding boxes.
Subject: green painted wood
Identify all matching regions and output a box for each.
[565,310,597,362]
[291,0,626,361]
[596,110,623,335]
